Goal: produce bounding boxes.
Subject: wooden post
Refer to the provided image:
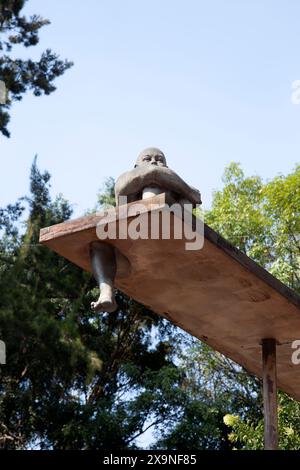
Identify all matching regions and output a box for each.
[262,338,278,450]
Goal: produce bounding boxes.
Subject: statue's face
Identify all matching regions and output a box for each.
[135,148,167,168]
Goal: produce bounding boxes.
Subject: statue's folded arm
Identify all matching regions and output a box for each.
[115,165,201,205]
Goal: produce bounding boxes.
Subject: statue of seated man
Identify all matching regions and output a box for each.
[90,147,201,313]
[115,147,201,206]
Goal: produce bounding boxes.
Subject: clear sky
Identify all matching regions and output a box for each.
[1,0,300,216]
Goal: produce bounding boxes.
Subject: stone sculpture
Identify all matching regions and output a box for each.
[90,147,201,313]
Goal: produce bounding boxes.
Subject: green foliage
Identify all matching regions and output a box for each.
[154,340,261,450]
[157,162,300,450]
[0,159,299,449]
[205,162,300,449]
[206,162,300,293]
[97,177,116,210]
[0,160,183,449]
[0,0,72,137]
[223,393,300,450]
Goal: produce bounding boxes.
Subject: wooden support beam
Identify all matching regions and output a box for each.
[262,338,278,450]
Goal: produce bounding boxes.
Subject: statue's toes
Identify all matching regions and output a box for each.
[90,300,118,313]
[90,301,103,312]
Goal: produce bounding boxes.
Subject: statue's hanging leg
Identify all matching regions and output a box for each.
[90,241,118,313]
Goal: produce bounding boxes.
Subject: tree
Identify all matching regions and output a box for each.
[0,160,185,449]
[154,340,261,450]
[206,162,300,294]
[0,0,73,137]
[158,162,299,450]
[223,392,300,450]
[209,163,300,449]
[1,161,299,449]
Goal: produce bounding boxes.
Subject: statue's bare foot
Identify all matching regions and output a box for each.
[91,294,118,313]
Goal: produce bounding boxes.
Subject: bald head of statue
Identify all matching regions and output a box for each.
[135,147,167,168]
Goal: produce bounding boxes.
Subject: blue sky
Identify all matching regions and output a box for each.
[1,0,300,216]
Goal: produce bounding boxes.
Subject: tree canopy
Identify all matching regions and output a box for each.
[204,162,300,449]
[0,161,299,449]
[0,0,72,137]
[0,161,186,449]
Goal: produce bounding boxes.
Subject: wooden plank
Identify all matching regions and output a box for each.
[39,195,300,402]
[262,338,278,450]
[205,225,300,310]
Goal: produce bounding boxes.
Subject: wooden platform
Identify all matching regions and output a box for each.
[39,194,300,402]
